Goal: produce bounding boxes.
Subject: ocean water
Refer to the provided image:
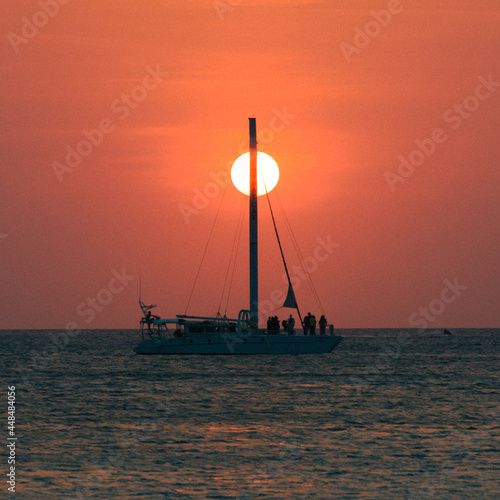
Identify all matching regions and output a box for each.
[1,328,499,499]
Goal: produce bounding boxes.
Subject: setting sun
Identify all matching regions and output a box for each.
[231,152,280,196]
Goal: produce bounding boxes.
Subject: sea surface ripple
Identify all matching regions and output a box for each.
[0,328,498,499]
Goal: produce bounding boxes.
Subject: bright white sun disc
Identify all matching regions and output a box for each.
[231,152,280,196]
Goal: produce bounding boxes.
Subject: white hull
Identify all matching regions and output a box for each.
[135,333,342,355]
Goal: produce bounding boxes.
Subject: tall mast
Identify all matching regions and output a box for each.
[249,118,258,327]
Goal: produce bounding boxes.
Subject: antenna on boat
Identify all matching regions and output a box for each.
[139,268,142,303]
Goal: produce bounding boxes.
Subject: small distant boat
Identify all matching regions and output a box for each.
[443,329,455,335]
[134,119,342,355]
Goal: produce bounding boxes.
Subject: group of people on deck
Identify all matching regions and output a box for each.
[302,312,327,335]
[266,312,329,335]
[266,314,295,334]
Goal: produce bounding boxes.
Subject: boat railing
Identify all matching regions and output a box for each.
[140,317,173,340]
[260,323,335,336]
[140,312,337,340]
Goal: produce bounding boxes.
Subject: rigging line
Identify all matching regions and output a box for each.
[223,198,246,316]
[184,128,255,317]
[281,202,325,316]
[259,166,303,327]
[218,196,245,315]
[231,126,248,165]
[217,224,238,315]
[209,127,251,316]
[277,193,325,315]
[275,192,325,316]
[184,178,228,316]
[217,126,249,316]
[227,200,246,312]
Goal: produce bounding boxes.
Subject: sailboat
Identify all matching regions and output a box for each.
[134,118,342,355]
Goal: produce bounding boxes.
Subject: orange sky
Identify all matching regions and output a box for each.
[1,0,499,329]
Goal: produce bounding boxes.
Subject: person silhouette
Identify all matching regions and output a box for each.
[319,315,327,335]
[303,313,311,335]
[309,315,317,335]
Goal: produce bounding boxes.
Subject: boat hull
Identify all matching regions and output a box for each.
[134,334,342,355]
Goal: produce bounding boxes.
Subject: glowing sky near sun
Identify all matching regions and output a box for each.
[1,0,499,328]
